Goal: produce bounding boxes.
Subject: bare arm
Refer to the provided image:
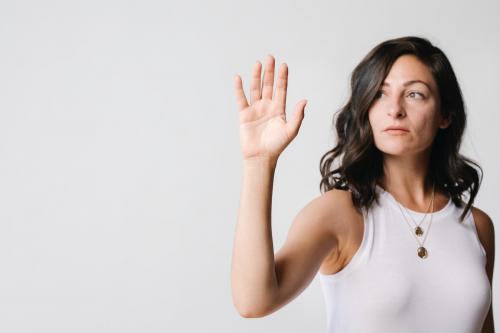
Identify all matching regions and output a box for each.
[230,54,338,317]
[230,53,305,317]
[473,207,495,333]
[231,167,342,317]
[231,157,279,317]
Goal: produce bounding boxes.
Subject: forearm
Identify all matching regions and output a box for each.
[231,157,279,316]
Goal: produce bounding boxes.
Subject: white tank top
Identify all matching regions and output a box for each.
[318,185,491,333]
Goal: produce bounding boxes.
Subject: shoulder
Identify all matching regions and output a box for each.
[470,206,495,272]
[305,188,361,238]
[471,206,495,248]
[471,206,493,223]
[315,188,359,214]
[299,189,351,224]
[470,206,495,333]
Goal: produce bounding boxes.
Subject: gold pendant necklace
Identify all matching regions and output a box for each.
[407,193,433,237]
[393,183,435,259]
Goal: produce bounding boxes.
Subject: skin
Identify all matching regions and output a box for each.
[231,54,494,332]
[367,54,451,206]
[474,207,495,333]
[231,54,310,317]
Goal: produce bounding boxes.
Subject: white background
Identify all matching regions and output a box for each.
[0,0,498,332]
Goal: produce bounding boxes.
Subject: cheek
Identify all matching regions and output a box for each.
[367,108,379,129]
[367,108,376,125]
[410,117,438,146]
[415,111,438,131]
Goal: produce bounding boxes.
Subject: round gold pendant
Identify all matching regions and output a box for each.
[415,226,424,236]
[417,246,428,259]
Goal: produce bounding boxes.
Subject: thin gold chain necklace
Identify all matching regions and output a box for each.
[394,183,435,259]
[399,183,435,237]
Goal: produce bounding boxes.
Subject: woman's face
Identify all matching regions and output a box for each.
[368,54,450,157]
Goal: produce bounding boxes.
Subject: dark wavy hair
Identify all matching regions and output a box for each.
[319,35,482,223]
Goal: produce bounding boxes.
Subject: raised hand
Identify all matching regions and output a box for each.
[234,54,308,161]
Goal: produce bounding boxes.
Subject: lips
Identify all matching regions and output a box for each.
[384,126,409,132]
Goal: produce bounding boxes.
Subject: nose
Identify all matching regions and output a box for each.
[387,96,406,118]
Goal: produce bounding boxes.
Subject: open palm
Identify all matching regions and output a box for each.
[234,55,308,161]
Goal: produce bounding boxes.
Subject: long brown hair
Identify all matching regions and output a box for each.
[319,36,482,223]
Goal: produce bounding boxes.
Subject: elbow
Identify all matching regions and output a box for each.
[235,305,267,318]
[231,278,277,318]
[237,308,260,318]
[232,296,270,318]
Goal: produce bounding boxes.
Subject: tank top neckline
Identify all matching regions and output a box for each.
[376,184,453,218]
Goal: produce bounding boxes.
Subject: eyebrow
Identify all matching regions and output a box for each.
[381,80,431,89]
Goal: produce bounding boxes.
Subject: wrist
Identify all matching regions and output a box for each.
[243,156,278,168]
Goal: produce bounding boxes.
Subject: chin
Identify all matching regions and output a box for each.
[375,143,414,156]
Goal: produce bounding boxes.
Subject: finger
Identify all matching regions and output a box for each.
[275,63,288,107]
[234,75,249,111]
[250,61,262,104]
[261,54,275,100]
[285,100,308,139]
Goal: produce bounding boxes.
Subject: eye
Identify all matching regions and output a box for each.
[375,90,384,98]
[408,91,425,99]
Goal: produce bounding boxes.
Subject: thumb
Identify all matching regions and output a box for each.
[285,99,307,139]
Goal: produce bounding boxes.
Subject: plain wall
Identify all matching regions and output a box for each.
[0,0,498,332]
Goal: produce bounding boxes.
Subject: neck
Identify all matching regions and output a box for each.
[378,152,434,205]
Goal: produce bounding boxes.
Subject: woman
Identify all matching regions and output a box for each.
[230,36,494,332]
